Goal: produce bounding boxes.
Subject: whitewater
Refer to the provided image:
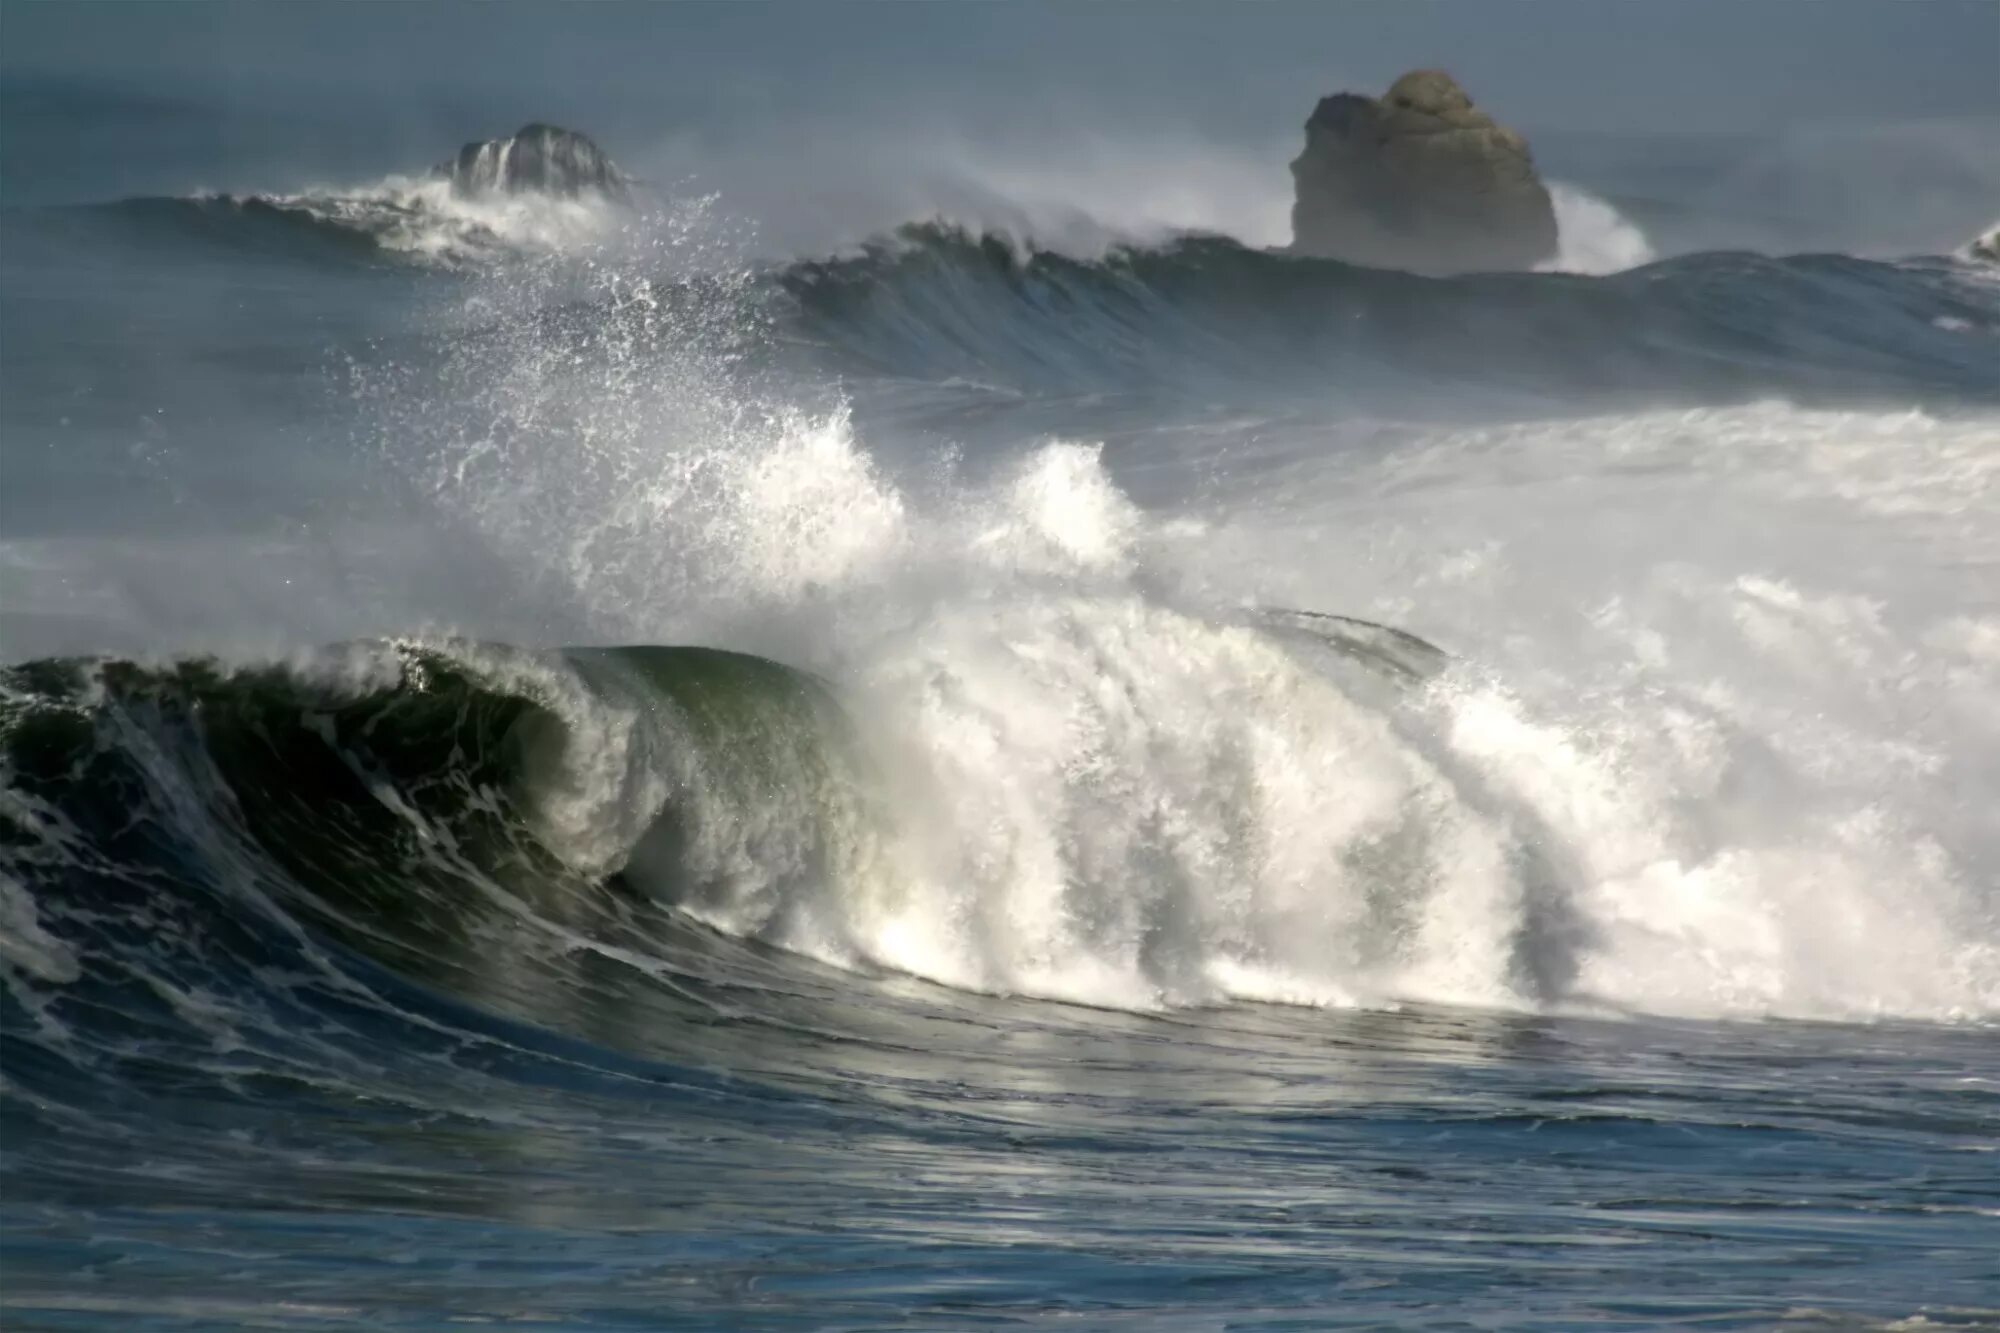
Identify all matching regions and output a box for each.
[4,100,1999,1331]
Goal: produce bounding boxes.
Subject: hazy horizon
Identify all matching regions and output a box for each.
[6,0,1998,136]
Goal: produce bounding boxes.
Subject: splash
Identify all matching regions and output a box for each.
[360,240,2000,1021]
[1961,219,2000,266]
[1540,182,1657,274]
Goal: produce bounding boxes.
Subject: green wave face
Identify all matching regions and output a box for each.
[0,642,870,1012]
[569,644,887,935]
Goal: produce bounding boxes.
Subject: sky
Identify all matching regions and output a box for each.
[5,0,1997,143]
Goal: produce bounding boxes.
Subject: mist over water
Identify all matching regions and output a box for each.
[4,11,2000,1326]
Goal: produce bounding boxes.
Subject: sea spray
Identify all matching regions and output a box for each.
[351,223,2000,1020]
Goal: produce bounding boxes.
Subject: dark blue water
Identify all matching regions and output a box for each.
[3,80,1999,1333]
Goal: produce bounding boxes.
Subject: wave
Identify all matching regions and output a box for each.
[58,200,1996,407]
[8,168,1999,1042]
[775,223,2000,404]
[9,394,1999,1027]
[48,176,634,268]
[0,606,1451,1006]
[1962,219,2000,266]
[437,123,633,205]
[203,177,631,265]
[1540,181,1657,275]
[0,642,852,997]
[298,206,2000,1034]
[23,181,1996,408]
[95,123,640,267]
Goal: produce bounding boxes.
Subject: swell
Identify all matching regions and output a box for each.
[21,180,622,269]
[18,194,410,269]
[21,197,1998,403]
[775,224,2000,405]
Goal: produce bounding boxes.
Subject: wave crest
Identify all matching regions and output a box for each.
[218,174,628,265]
[1540,182,1657,275]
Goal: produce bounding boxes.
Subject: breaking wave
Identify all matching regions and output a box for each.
[773,223,1999,404]
[1541,181,1657,275]
[6,165,2000,1046]
[13,391,1996,1026]
[191,176,629,265]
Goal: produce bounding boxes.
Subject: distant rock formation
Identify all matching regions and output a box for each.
[1289,70,1558,275]
[437,123,630,203]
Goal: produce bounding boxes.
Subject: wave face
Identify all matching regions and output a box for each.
[11,571,1995,1047]
[0,643,870,1016]
[772,225,2000,405]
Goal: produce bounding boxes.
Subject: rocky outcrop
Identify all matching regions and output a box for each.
[1289,70,1557,275]
[437,123,630,203]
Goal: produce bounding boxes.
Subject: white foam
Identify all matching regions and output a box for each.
[371,252,2000,1024]
[227,173,632,265]
[1539,182,1656,275]
[0,869,82,987]
[1957,219,1999,269]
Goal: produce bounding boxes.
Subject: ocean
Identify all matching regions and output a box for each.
[2,70,1999,1332]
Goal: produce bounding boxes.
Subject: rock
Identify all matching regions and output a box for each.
[1289,70,1558,275]
[437,123,630,203]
